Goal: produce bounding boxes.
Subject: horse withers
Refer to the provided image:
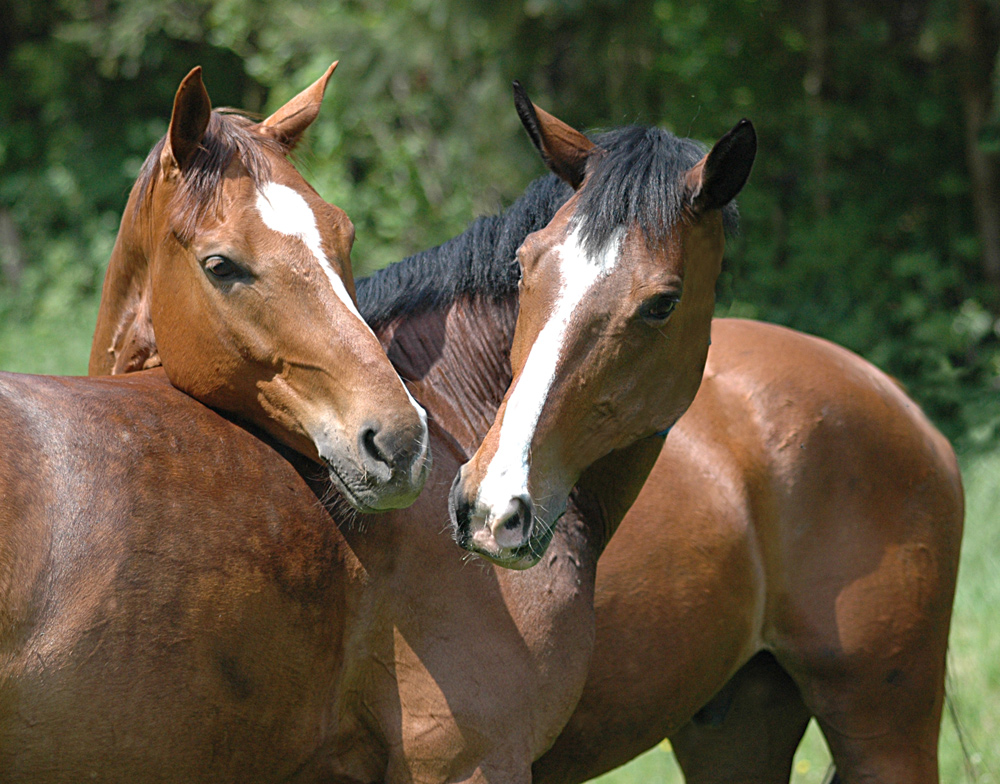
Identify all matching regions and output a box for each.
[88,65,429,511]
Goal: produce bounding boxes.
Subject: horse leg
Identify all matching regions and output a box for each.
[670,652,812,784]
[780,646,946,784]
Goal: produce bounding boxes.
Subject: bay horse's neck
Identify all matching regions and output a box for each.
[358,174,573,453]
[374,294,518,456]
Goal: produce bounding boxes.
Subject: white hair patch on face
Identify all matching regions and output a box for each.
[255,181,367,324]
[255,181,429,438]
[475,223,625,522]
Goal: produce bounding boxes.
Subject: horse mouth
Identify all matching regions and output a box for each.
[323,458,423,514]
[320,459,377,512]
[456,519,558,570]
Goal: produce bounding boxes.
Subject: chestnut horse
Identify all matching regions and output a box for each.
[0,67,437,780]
[88,64,429,511]
[0,90,752,780]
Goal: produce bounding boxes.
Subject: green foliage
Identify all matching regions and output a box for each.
[1,0,998,448]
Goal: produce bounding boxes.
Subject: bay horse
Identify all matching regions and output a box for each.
[442,94,963,781]
[0,88,752,781]
[88,64,429,511]
[531,318,964,784]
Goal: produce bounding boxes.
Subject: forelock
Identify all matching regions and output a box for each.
[575,126,739,254]
[133,111,285,242]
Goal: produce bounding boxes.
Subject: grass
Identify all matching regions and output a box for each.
[590,448,1000,784]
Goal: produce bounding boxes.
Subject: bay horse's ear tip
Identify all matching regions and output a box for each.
[179,66,205,90]
[512,81,532,111]
[734,118,757,145]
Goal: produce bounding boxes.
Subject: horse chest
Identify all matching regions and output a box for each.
[330,514,598,783]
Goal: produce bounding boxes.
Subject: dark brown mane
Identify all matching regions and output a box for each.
[133,111,285,242]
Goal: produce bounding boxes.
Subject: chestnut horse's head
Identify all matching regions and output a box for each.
[450,84,756,568]
[90,65,429,512]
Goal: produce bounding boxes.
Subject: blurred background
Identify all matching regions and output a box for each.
[1,1,998,781]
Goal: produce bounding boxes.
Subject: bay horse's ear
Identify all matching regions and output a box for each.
[513,81,597,190]
[161,67,212,176]
[687,119,757,214]
[259,62,338,150]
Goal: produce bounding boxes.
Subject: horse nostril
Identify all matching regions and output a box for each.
[493,495,533,548]
[502,501,524,531]
[358,424,394,482]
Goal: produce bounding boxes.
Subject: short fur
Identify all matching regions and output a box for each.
[134,111,283,242]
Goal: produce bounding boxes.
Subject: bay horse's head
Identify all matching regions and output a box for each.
[450,85,756,568]
[90,65,430,512]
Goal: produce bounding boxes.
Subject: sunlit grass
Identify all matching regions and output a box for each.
[590,448,1000,784]
[0,302,96,376]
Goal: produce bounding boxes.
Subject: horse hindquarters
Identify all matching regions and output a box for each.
[765,442,962,784]
[734,323,964,784]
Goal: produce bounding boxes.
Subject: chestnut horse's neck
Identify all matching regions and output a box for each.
[358,172,663,551]
[90,196,158,375]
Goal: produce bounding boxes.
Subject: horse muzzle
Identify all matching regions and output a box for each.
[448,471,548,569]
[320,415,431,512]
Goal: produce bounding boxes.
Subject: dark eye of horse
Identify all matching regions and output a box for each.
[640,294,680,325]
[203,255,244,284]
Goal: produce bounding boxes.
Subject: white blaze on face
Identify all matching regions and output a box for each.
[255,181,367,324]
[475,223,625,523]
[254,181,428,447]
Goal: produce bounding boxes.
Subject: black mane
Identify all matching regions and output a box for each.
[357,125,740,330]
[357,174,572,329]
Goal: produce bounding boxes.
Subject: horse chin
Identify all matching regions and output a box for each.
[321,458,425,514]
[461,521,557,571]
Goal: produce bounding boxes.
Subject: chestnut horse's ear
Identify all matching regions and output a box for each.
[513,81,597,190]
[686,119,757,214]
[259,62,338,150]
[161,67,212,175]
